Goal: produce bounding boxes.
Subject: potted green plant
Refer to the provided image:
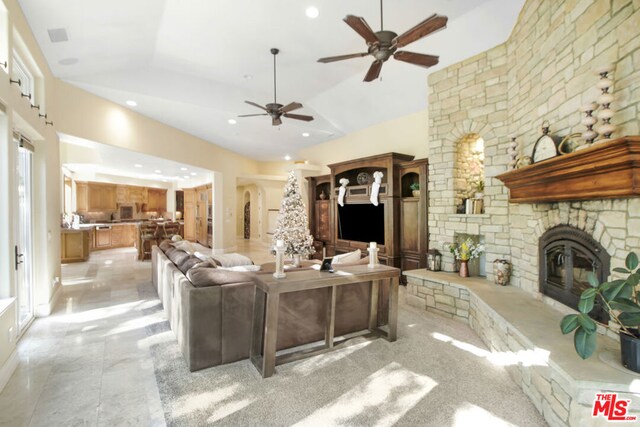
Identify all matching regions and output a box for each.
[409,183,420,197]
[560,251,640,372]
[472,180,485,200]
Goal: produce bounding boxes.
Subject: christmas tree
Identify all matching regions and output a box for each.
[273,171,315,257]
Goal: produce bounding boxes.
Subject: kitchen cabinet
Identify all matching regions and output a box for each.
[183,189,196,241]
[88,184,117,211]
[61,229,91,263]
[95,227,112,248]
[110,224,136,248]
[145,189,167,213]
[76,182,88,211]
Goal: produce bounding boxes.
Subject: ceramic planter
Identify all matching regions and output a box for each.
[620,331,640,373]
[493,259,512,286]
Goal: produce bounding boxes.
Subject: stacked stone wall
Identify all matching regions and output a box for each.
[427,0,640,290]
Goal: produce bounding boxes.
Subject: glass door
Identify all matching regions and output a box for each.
[16,143,34,332]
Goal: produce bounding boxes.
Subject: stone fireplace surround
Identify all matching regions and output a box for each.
[419,1,640,424]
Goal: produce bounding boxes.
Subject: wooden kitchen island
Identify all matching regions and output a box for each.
[250,264,400,378]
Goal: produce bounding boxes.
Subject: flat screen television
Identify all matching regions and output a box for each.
[337,203,385,245]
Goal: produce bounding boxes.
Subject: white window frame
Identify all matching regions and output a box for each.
[12,52,34,99]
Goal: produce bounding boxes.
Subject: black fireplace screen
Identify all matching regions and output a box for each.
[539,225,610,323]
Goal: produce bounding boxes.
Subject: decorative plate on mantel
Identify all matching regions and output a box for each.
[356,172,371,185]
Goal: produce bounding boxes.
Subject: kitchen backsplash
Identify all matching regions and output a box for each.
[80,210,172,223]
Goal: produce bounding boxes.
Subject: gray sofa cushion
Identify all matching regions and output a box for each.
[187,266,254,288]
[159,239,173,252]
[167,249,191,267]
[177,255,204,274]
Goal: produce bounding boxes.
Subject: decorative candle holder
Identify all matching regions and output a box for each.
[595,64,616,142]
[579,103,598,145]
[273,240,286,279]
[368,241,379,268]
[507,136,518,170]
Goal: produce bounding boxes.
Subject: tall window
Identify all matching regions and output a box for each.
[12,53,34,99]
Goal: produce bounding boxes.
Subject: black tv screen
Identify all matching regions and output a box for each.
[337,203,385,245]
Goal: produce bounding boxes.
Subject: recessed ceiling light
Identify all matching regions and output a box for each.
[58,57,78,66]
[162,179,168,183]
[126,100,137,107]
[183,175,189,179]
[190,172,197,176]
[134,164,142,168]
[228,119,237,124]
[302,132,310,137]
[243,74,253,80]
[154,170,162,174]
[306,6,319,19]
[284,155,292,161]
[181,167,188,171]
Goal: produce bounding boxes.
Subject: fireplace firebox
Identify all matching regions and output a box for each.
[539,225,610,323]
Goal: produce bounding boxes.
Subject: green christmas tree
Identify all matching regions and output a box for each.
[273,171,315,257]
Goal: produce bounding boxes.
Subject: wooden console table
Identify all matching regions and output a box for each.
[250,264,400,378]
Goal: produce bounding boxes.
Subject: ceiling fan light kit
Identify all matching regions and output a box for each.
[318,0,447,82]
[239,48,314,126]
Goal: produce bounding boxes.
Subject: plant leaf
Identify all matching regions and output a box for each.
[577,313,597,334]
[560,314,580,334]
[610,298,640,313]
[619,312,640,327]
[579,289,597,314]
[627,273,640,287]
[626,252,639,271]
[587,272,599,288]
[618,283,634,300]
[602,280,628,302]
[574,327,597,359]
[613,267,630,274]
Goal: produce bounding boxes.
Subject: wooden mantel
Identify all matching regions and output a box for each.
[496,136,639,203]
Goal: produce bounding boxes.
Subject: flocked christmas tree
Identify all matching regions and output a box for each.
[273,171,315,260]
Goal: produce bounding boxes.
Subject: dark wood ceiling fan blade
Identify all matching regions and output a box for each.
[318,52,369,63]
[344,15,379,45]
[363,60,383,82]
[238,114,269,117]
[272,117,282,126]
[280,102,303,113]
[393,51,439,68]
[393,14,448,48]
[245,100,267,111]
[283,113,314,122]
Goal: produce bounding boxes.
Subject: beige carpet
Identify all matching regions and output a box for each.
[145,288,546,426]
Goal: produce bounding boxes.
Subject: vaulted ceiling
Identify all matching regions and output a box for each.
[19,0,524,161]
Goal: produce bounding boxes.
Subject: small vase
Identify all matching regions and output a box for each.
[292,254,302,268]
[412,190,420,197]
[493,259,511,286]
[319,190,327,200]
[459,260,469,278]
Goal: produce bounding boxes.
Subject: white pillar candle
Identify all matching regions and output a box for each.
[370,241,377,249]
[276,239,284,248]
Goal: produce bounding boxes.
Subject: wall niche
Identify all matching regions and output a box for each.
[454,133,485,213]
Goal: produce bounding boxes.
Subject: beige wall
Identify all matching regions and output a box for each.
[298,109,429,174]
[236,179,286,244]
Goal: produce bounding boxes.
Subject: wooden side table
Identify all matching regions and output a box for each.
[250,264,400,378]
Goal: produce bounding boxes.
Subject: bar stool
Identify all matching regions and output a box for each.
[140,222,159,260]
[162,222,181,240]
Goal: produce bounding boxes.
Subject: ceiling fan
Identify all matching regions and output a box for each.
[318,0,448,82]
[239,48,314,126]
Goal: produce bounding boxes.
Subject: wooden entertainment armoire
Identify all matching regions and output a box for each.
[307,152,428,271]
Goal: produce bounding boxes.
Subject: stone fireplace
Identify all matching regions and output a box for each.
[538,225,610,323]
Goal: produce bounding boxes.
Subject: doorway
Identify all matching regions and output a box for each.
[244,201,250,239]
[16,139,35,332]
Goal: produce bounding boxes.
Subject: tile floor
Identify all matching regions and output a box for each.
[0,248,165,427]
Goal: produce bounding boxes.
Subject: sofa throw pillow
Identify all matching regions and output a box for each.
[192,260,217,270]
[332,249,362,265]
[218,265,261,272]
[186,266,255,288]
[209,253,254,267]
